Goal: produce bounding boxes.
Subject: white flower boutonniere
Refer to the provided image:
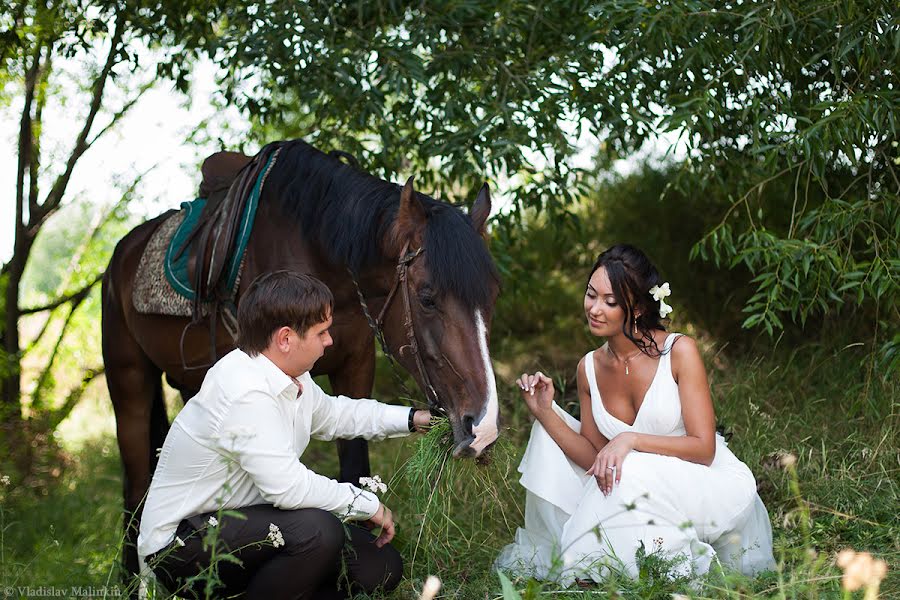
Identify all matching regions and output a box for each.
[649,282,674,319]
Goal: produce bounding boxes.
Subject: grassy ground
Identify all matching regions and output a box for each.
[0,339,896,599]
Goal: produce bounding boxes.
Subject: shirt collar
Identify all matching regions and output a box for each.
[249,352,303,400]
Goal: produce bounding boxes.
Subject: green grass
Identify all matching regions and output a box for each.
[0,339,896,599]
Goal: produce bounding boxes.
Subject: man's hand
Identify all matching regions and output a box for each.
[412,410,432,432]
[366,503,396,547]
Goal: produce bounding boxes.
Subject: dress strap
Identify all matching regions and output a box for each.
[663,332,681,353]
[660,333,682,379]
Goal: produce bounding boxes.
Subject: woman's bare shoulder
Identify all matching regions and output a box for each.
[669,334,703,369]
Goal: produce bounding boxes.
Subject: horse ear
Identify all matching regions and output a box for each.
[470,183,491,236]
[394,176,427,250]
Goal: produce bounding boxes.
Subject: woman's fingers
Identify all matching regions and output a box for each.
[517,373,532,394]
[596,454,607,493]
[516,372,554,395]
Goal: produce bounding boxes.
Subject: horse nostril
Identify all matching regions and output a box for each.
[462,414,476,437]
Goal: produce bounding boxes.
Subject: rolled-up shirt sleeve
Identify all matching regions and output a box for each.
[307,379,411,441]
[219,391,379,520]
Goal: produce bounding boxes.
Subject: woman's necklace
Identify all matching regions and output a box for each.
[606,343,644,375]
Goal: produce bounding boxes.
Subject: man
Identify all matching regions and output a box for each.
[138,270,431,599]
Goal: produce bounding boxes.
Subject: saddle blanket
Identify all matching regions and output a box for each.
[132,209,244,318]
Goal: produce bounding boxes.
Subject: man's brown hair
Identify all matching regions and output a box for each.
[237,271,334,356]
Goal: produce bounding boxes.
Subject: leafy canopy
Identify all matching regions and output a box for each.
[205,1,897,338]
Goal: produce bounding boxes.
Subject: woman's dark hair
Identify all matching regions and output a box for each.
[237,270,334,356]
[588,244,669,357]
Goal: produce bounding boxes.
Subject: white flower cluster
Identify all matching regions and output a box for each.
[359,475,387,494]
[649,282,673,319]
[0,474,10,486]
[208,516,218,527]
[268,523,285,548]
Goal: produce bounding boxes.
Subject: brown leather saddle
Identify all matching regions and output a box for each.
[175,143,282,363]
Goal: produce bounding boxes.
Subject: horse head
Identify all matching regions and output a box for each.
[381,178,501,457]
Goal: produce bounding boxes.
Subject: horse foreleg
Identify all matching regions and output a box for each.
[329,350,376,484]
[102,309,168,580]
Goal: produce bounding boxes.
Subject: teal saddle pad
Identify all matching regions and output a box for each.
[163,152,275,301]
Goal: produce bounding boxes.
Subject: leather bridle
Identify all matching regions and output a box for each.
[349,241,444,414]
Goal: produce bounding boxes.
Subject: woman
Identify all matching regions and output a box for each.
[496,244,775,584]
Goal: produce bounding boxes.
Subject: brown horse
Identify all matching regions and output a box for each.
[101,139,501,576]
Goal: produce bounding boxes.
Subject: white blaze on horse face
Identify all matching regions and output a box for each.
[469,309,499,454]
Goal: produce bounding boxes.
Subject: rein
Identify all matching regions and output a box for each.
[349,241,444,414]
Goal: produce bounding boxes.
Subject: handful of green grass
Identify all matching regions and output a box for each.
[399,417,524,579]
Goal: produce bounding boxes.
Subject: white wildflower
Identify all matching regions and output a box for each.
[359,475,387,494]
[837,549,888,593]
[175,536,185,547]
[779,453,798,469]
[420,575,442,600]
[0,475,10,486]
[268,523,285,548]
[208,516,218,527]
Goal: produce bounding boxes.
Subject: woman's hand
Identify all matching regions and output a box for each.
[516,371,554,419]
[587,432,636,495]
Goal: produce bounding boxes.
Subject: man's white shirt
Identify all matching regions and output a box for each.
[137,349,410,558]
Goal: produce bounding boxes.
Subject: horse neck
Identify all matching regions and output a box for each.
[245,200,400,303]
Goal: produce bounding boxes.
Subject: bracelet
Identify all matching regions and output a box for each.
[408,407,417,432]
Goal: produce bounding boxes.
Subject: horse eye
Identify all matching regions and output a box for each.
[419,292,437,310]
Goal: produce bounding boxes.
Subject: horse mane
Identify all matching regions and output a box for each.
[264,139,500,308]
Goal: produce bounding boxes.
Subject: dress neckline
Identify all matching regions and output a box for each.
[589,333,675,428]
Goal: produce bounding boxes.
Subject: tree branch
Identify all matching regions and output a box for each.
[30,291,89,411]
[87,79,156,147]
[32,8,127,232]
[19,271,104,316]
[28,45,53,217]
[42,366,106,433]
[16,42,42,241]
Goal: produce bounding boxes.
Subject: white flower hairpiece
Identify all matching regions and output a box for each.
[649,282,673,319]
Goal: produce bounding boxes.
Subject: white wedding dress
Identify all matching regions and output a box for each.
[496,334,775,584]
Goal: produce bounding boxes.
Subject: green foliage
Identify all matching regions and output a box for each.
[203,0,899,341]
[588,0,899,337]
[210,1,607,207]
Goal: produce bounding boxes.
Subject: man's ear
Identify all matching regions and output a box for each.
[272,326,293,353]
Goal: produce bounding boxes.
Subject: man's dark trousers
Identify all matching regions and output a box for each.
[148,504,403,599]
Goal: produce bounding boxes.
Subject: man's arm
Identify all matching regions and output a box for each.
[306,378,414,441]
[220,391,379,520]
